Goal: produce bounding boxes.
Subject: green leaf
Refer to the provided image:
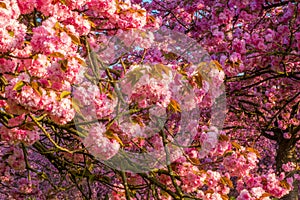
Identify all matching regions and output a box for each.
[223,150,234,157]
[13,81,26,91]
[8,30,14,37]
[126,70,144,86]
[72,98,85,119]
[153,64,170,76]
[60,91,71,99]
[163,52,177,60]
[59,0,66,4]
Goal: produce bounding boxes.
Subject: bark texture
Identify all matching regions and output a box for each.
[276,137,299,200]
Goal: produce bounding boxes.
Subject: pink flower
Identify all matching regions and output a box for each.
[87,0,117,16]
[0,125,39,145]
[83,124,120,160]
[50,98,75,124]
[237,189,253,200]
[277,25,289,34]
[0,19,26,53]
[250,187,265,198]
[265,29,275,42]
[283,132,291,139]
[7,148,26,170]
[232,38,246,54]
[0,0,21,20]
[73,81,117,120]
[212,30,224,43]
[24,54,50,77]
[257,41,267,51]
[199,127,219,158]
[282,162,296,172]
[0,58,17,74]
[295,32,300,41]
[229,52,241,63]
[117,7,147,28]
[17,0,36,14]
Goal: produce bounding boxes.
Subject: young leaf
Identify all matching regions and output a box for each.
[20,122,36,131]
[72,99,85,119]
[167,99,181,113]
[260,193,271,198]
[49,52,65,58]
[279,180,291,190]
[210,60,223,70]
[8,30,14,37]
[246,147,261,158]
[189,157,200,165]
[221,177,233,188]
[13,81,26,91]
[59,59,68,72]
[60,91,71,99]
[219,134,229,141]
[163,52,178,60]
[74,57,87,67]
[59,0,66,4]
[68,33,81,45]
[31,81,43,96]
[193,72,203,88]
[53,21,62,31]
[231,141,241,150]
[131,115,145,127]
[148,15,156,23]
[154,64,170,75]
[103,129,124,147]
[0,2,7,9]
[223,150,234,157]
[221,194,229,200]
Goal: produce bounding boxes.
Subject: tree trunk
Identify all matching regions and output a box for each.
[280,180,299,200]
[276,138,299,200]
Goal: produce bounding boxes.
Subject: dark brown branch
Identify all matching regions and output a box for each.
[262,1,295,10]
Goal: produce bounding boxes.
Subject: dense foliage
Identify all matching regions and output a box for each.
[0,0,299,199]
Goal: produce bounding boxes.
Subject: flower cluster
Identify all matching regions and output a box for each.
[0,0,299,199]
[82,123,120,160]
